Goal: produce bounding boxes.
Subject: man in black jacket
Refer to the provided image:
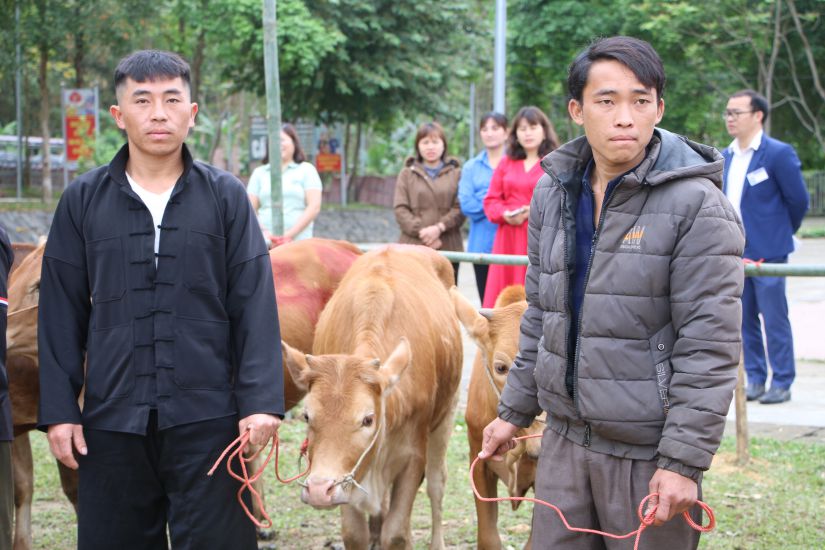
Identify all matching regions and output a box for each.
[38,50,283,549]
[0,227,13,550]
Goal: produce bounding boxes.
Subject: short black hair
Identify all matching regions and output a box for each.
[114,50,191,95]
[730,89,769,123]
[568,36,666,103]
[479,112,508,131]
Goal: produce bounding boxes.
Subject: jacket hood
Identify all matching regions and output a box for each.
[541,128,724,190]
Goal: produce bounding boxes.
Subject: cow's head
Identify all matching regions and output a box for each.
[282,338,411,510]
[451,285,544,459]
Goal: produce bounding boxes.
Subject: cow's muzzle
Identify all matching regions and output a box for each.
[302,476,350,508]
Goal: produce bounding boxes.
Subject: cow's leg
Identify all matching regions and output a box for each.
[57,461,79,513]
[381,454,425,550]
[422,413,454,549]
[368,492,389,550]
[341,503,369,550]
[11,433,33,550]
[241,444,274,539]
[470,451,502,550]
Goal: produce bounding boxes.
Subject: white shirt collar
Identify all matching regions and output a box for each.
[729,129,763,155]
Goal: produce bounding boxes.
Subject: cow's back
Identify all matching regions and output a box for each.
[271,238,361,409]
[314,247,462,429]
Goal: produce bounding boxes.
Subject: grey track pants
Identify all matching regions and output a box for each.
[531,427,703,550]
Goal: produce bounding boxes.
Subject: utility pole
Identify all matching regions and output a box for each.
[493,0,506,114]
[15,0,23,199]
[469,83,476,157]
[262,0,283,236]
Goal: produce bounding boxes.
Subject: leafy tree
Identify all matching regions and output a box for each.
[507,0,824,168]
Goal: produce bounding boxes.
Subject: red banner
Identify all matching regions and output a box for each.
[63,89,97,162]
[315,153,341,173]
[65,115,95,161]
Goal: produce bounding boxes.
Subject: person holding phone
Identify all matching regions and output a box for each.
[482,106,559,307]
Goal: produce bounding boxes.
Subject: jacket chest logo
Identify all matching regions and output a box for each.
[619,225,646,251]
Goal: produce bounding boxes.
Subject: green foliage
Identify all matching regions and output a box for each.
[507,0,825,168]
[209,0,344,121]
[302,0,487,126]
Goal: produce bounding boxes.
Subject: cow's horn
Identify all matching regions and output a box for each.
[478,308,494,320]
[370,358,381,368]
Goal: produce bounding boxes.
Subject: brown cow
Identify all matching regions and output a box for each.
[283,246,463,550]
[5,238,360,550]
[452,284,544,550]
[4,242,74,550]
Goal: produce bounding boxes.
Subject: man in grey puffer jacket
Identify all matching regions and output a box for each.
[479,37,745,549]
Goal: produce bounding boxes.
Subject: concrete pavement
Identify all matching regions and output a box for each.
[453,239,825,443]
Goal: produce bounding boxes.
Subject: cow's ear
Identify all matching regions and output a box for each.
[450,286,490,343]
[282,340,310,391]
[379,337,411,394]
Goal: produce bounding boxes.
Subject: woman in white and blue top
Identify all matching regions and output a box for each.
[247,123,323,246]
[457,112,508,301]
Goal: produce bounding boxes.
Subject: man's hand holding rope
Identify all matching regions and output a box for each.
[238,413,281,446]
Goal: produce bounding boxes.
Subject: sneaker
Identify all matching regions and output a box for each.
[758,386,791,404]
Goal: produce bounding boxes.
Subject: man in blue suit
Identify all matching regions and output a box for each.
[722,89,810,404]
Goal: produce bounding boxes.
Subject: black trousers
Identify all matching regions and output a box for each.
[472,263,489,303]
[78,411,257,550]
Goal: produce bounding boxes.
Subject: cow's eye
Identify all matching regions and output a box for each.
[362,414,374,428]
[494,363,509,375]
[302,411,310,423]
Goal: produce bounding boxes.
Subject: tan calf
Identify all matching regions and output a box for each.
[452,285,544,550]
[283,246,463,550]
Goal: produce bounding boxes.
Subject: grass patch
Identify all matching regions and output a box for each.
[25,421,825,549]
[799,227,825,239]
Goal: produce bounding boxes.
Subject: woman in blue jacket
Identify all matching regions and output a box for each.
[458,112,508,301]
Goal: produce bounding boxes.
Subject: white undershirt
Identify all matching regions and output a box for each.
[725,130,763,220]
[126,172,173,265]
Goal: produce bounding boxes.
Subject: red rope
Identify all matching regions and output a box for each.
[743,257,765,267]
[470,435,715,550]
[207,430,310,528]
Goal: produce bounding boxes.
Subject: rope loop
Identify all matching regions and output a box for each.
[471,434,715,550]
[207,430,310,528]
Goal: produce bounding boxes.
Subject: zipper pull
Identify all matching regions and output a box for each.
[583,423,592,447]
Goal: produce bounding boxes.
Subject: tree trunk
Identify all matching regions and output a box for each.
[208,112,225,164]
[351,120,362,182]
[38,41,52,204]
[191,26,206,104]
[73,3,85,87]
[344,121,356,202]
[763,0,783,136]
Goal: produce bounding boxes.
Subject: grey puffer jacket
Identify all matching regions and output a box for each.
[498,129,745,479]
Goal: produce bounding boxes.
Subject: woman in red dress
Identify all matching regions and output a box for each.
[482,106,559,307]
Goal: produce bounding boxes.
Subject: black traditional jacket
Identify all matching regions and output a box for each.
[38,144,284,434]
